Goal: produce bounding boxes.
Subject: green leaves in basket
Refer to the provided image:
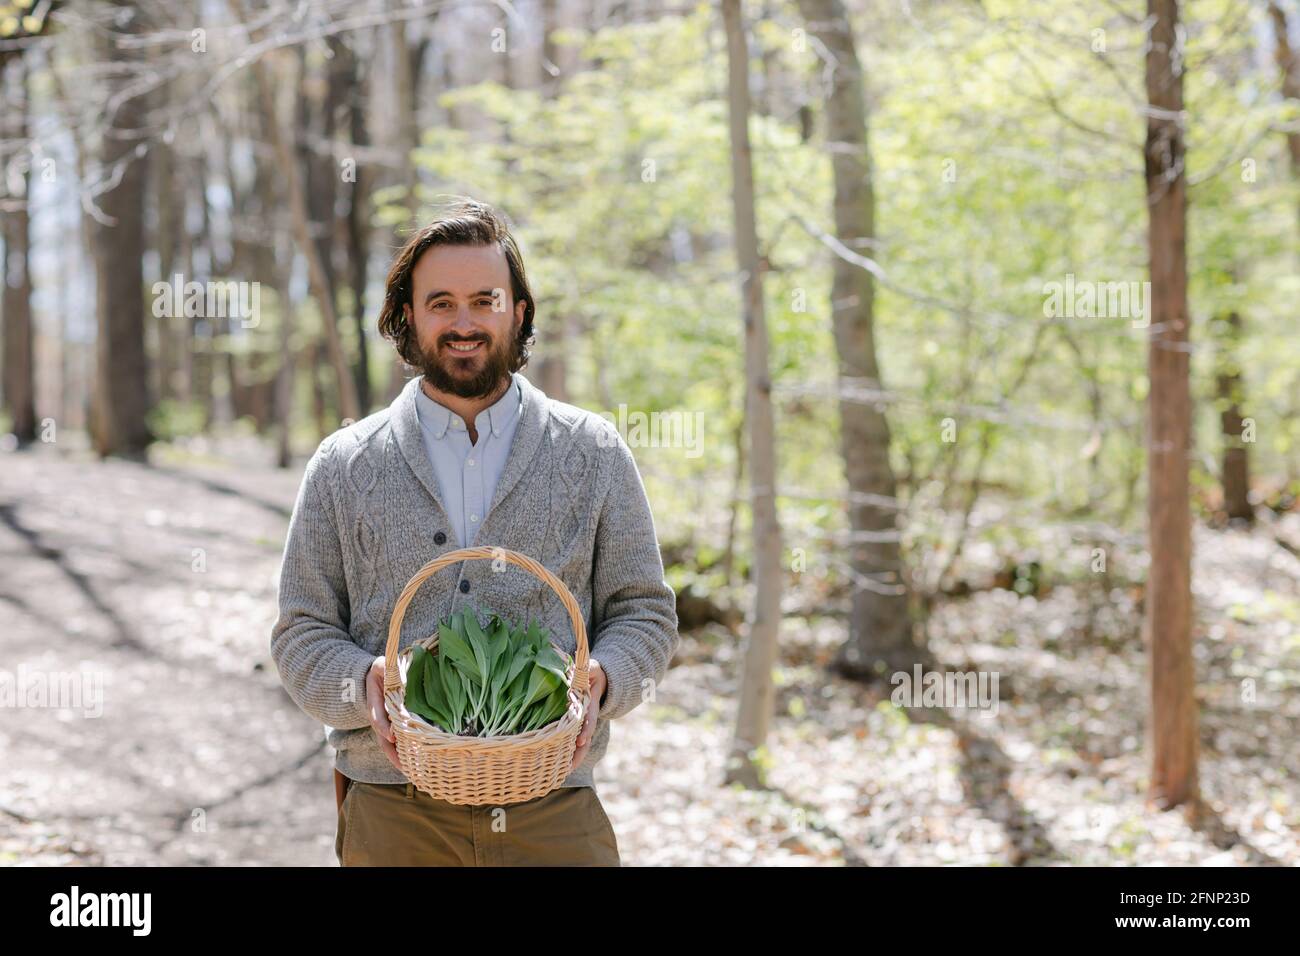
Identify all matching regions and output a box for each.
[404,645,451,730]
[484,615,514,727]
[404,645,432,717]
[440,642,468,733]
[406,606,575,738]
[534,643,569,685]
[500,657,566,733]
[422,649,454,730]
[462,609,493,681]
[437,611,480,683]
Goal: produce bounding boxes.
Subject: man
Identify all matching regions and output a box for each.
[271,197,679,866]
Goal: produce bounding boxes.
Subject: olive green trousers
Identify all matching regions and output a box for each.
[334,776,621,866]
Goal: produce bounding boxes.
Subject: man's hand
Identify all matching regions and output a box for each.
[366,656,405,773]
[570,659,607,773]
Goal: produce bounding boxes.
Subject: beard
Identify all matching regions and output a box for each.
[417,326,521,400]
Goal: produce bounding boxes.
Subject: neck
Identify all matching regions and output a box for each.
[420,373,513,431]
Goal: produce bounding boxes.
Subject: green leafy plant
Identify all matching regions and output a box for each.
[404,605,575,737]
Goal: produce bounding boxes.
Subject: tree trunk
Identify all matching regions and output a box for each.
[1214,310,1252,523]
[251,94,299,468]
[177,154,197,405]
[303,44,339,300]
[305,40,359,417]
[1269,2,1300,219]
[722,412,746,590]
[1266,3,1300,512]
[92,7,153,459]
[151,122,180,405]
[1143,0,1199,814]
[342,34,373,415]
[382,16,422,404]
[721,0,784,790]
[308,341,328,439]
[2,50,37,444]
[505,4,569,401]
[193,151,216,428]
[275,272,296,469]
[535,341,570,401]
[797,0,927,681]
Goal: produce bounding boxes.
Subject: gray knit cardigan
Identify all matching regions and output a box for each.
[270,372,680,790]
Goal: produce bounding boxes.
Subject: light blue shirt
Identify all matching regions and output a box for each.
[414,372,524,549]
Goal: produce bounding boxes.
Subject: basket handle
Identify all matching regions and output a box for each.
[382,546,590,699]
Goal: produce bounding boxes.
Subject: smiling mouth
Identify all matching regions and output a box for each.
[445,340,485,355]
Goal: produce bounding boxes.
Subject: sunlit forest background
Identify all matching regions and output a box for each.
[1,0,1298,865]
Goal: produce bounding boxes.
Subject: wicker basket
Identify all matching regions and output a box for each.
[382,546,590,806]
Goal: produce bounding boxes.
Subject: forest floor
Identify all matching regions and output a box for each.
[1,438,1297,865]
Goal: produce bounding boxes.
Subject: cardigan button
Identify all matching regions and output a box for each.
[459,579,471,593]
[434,531,447,545]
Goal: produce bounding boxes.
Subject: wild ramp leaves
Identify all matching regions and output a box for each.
[403,605,575,737]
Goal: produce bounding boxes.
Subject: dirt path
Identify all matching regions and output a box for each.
[0,443,337,864]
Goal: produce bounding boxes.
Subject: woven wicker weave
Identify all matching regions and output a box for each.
[382,546,590,806]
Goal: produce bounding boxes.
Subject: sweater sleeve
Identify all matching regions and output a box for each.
[589,432,680,722]
[270,441,376,731]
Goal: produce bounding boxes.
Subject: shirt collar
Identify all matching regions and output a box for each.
[415,372,522,441]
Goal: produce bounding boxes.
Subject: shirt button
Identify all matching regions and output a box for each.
[470,514,478,522]
[434,531,446,545]
[467,458,475,467]
[459,579,471,593]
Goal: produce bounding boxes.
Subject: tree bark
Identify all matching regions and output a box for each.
[521,3,569,402]
[274,268,296,468]
[1269,2,1300,214]
[341,34,373,415]
[1143,0,1199,814]
[188,151,213,428]
[1214,310,1252,523]
[92,7,153,459]
[303,43,339,309]
[152,131,180,404]
[721,0,784,790]
[382,17,423,404]
[722,412,746,590]
[308,340,328,438]
[797,0,927,681]
[2,50,37,444]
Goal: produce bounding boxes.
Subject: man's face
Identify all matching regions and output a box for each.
[403,243,526,399]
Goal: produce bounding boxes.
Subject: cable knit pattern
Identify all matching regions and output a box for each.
[270,372,680,791]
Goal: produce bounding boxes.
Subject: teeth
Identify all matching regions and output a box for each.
[449,342,481,351]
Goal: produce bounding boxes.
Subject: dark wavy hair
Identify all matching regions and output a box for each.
[377,197,536,371]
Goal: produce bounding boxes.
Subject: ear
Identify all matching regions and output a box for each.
[403,302,413,325]
[514,298,526,328]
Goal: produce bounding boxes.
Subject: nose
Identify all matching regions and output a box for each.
[449,306,480,336]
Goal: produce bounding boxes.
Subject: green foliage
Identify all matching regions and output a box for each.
[403,606,574,737]
[384,0,1298,602]
[146,399,207,441]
